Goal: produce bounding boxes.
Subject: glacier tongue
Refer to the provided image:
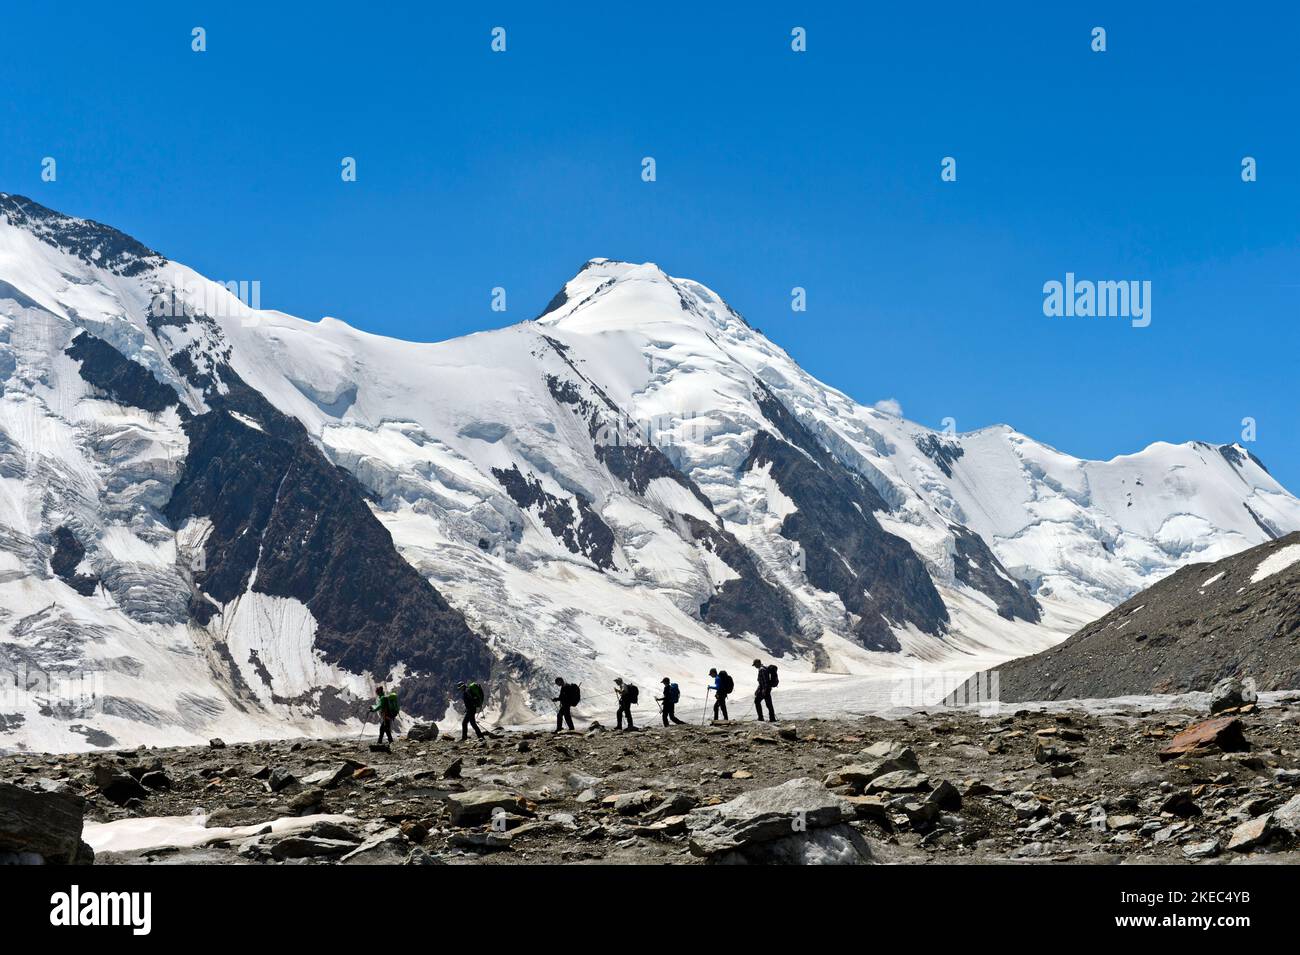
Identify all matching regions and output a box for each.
[1,202,1298,752]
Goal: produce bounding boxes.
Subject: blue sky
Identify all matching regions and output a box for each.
[4,2,1298,486]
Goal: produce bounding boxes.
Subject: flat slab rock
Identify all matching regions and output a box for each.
[1159,717,1250,762]
[686,777,855,857]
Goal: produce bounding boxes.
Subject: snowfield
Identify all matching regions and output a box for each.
[2,198,1298,753]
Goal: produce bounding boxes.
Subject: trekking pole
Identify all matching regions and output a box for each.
[701,687,711,725]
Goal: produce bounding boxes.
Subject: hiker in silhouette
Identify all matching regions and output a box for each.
[457,680,486,742]
[753,659,776,722]
[372,685,395,744]
[708,667,731,721]
[553,676,578,733]
[614,678,637,731]
[656,677,687,726]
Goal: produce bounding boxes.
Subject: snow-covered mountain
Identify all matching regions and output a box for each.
[2,194,1297,751]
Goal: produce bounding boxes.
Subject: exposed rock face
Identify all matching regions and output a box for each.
[491,464,616,570]
[746,388,948,651]
[950,524,1041,623]
[49,525,98,596]
[976,532,1300,701]
[66,331,182,414]
[684,514,800,655]
[70,331,491,721]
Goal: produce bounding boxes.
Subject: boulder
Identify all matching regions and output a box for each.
[1158,717,1249,762]
[446,789,533,826]
[1210,677,1257,715]
[209,738,226,749]
[864,770,930,794]
[610,790,658,815]
[92,764,149,806]
[139,770,172,790]
[1271,794,1300,837]
[0,782,93,864]
[715,824,874,865]
[268,767,298,792]
[339,827,414,864]
[643,793,698,821]
[686,777,856,859]
[407,722,440,742]
[269,836,355,860]
[300,762,358,789]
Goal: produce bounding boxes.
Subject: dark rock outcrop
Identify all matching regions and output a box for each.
[0,193,165,277]
[491,464,616,570]
[746,387,948,652]
[49,525,99,596]
[0,781,94,863]
[67,331,490,721]
[65,331,181,414]
[950,524,1041,623]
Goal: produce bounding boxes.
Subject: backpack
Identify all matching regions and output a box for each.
[625,684,639,704]
[667,683,681,704]
[717,671,734,694]
[384,692,400,717]
[766,665,779,688]
[467,682,485,707]
[561,683,580,706]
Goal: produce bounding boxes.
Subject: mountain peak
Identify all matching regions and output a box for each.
[0,193,165,277]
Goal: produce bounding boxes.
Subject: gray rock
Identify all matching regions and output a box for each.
[300,762,357,788]
[407,723,439,742]
[446,789,531,826]
[339,827,413,865]
[713,824,873,865]
[864,770,930,794]
[1210,676,1257,714]
[687,777,853,857]
[1227,813,1273,852]
[1272,794,1300,836]
[269,836,355,860]
[612,790,658,815]
[1183,839,1221,860]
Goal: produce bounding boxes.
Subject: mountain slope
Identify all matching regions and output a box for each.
[1,194,1297,750]
[973,532,1300,702]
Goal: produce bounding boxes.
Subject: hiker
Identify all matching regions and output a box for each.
[708,667,732,721]
[656,677,686,726]
[614,678,638,731]
[372,685,397,744]
[457,680,486,741]
[553,676,579,733]
[753,659,777,722]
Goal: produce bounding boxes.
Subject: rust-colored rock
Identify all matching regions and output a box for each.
[1158,717,1249,762]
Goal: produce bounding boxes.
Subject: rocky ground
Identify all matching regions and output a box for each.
[4,696,1300,865]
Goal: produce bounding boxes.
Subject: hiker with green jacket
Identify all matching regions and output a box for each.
[372,685,397,744]
[457,680,487,741]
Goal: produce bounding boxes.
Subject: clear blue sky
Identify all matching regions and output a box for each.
[4,2,1298,487]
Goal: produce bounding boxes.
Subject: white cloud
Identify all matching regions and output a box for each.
[873,398,903,417]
